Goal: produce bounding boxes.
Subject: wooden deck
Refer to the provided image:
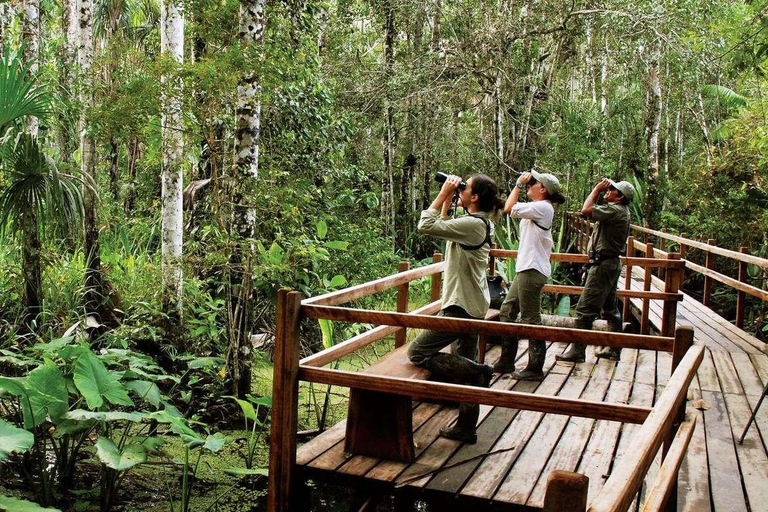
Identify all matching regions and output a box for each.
[295,270,768,511]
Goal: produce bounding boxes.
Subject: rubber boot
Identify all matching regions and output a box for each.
[555,343,586,363]
[440,402,480,444]
[513,340,545,381]
[493,338,518,373]
[595,346,621,361]
[425,353,493,386]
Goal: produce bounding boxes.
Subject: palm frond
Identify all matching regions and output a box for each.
[0,134,84,240]
[701,84,749,108]
[0,47,51,132]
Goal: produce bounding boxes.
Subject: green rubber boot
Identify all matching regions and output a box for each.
[513,340,545,381]
[494,338,518,373]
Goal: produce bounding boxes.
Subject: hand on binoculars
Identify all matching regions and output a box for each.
[439,174,463,195]
[596,178,612,191]
[516,172,533,186]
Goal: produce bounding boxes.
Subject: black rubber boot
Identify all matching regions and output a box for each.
[493,338,518,373]
[555,344,586,363]
[426,353,493,386]
[440,402,480,444]
[513,340,545,381]
[595,346,622,361]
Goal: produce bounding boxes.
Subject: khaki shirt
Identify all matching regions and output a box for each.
[586,203,631,257]
[418,209,493,319]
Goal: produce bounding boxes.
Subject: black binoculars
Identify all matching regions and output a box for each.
[434,172,467,190]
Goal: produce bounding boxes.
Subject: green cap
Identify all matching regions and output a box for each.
[610,180,635,202]
[531,169,566,204]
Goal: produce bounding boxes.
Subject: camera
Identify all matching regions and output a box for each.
[434,172,467,190]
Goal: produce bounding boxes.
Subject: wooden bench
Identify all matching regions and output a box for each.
[345,307,501,462]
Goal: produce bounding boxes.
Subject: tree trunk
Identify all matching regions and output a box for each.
[109,138,120,201]
[22,0,40,136]
[57,0,78,164]
[229,0,266,398]
[160,0,185,334]
[585,18,596,105]
[643,47,662,226]
[494,72,504,174]
[79,0,105,323]
[124,139,141,215]
[20,210,42,328]
[380,0,395,239]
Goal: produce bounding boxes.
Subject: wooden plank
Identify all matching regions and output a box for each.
[699,390,749,512]
[303,305,675,351]
[494,373,592,503]
[635,350,657,386]
[710,351,742,395]
[526,359,615,507]
[460,373,570,499]
[676,374,712,512]
[614,348,639,382]
[299,366,651,424]
[296,419,347,465]
[721,391,768,510]
[748,353,768,385]
[696,349,720,393]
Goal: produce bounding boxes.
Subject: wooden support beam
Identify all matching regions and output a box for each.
[623,236,635,322]
[395,261,410,348]
[298,366,652,424]
[641,414,697,512]
[679,233,687,260]
[703,239,715,307]
[543,471,589,512]
[302,305,675,351]
[267,290,303,512]
[661,253,682,338]
[431,252,443,302]
[642,243,654,335]
[736,247,748,329]
[685,259,768,301]
[586,343,704,512]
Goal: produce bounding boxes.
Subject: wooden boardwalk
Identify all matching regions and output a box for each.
[295,270,768,511]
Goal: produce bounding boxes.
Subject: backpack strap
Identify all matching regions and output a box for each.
[459,215,492,251]
[532,220,551,231]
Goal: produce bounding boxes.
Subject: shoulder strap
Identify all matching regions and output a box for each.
[532,220,551,231]
[459,215,492,251]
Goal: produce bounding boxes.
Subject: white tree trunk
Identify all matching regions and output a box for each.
[494,73,504,173]
[233,0,265,239]
[644,50,662,224]
[600,35,608,116]
[22,0,40,136]
[160,0,184,319]
[585,18,596,105]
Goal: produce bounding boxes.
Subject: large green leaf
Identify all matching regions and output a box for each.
[26,362,69,426]
[63,410,144,422]
[125,380,162,407]
[0,48,51,131]
[227,396,258,423]
[0,495,60,512]
[203,433,226,453]
[0,418,33,460]
[0,377,35,429]
[95,437,147,471]
[73,350,133,409]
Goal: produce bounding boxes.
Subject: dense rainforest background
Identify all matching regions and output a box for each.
[1,0,767,510]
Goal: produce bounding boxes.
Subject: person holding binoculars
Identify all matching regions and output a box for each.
[496,170,565,381]
[556,178,634,363]
[407,172,504,444]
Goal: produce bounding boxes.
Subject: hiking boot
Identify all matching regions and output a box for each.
[440,424,478,444]
[494,339,518,373]
[512,368,544,381]
[555,344,586,363]
[595,346,622,361]
[440,402,479,444]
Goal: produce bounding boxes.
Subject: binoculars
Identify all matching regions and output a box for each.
[434,172,467,191]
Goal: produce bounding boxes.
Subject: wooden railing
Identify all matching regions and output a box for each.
[566,212,768,330]
[267,251,698,512]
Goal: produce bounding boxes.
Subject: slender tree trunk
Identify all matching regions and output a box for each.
[600,35,607,116]
[20,210,42,327]
[22,0,40,136]
[124,139,141,215]
[229,0,266,398]
[160,0,185,333]
[78,0,105,322]
[585,18,596,105]
[643,47,662,226]
[109,138,120,200]
[57,0,77,164]
[494,72,503,174]
[380,0,395,239]
[696,91,712,168]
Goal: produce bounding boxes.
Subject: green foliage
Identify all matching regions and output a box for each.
[0,418,33,460]
[0,496,60,512]
[0,48,50,132]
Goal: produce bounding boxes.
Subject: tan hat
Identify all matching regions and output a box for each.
[610,180,635,202]
[530,169,566,204]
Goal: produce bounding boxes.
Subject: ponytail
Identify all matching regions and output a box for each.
[469,174,504,218]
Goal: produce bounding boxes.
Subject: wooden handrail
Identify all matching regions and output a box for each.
[640,413,697,512]
[586,344,704,512]
[491,249,685,269]
[544,284,683,301]
[631,224,768,269]
[302,305,675,351]
[298,366,652,424]
[686,259,768,302]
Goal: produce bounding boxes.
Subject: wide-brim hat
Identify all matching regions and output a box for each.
[609,180,635,202]
[531,169,566,204]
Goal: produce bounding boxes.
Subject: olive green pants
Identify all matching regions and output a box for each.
[407,306,479,366]
[574,257,622,330]
[499,269,548,360]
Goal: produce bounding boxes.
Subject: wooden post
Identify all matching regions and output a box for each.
[659,237,667,280]
[641,243,654,335]
[622,236,635,322]
[431,252,443,303]
[736,247,748,329]
[703,239,715,307]
[267,290,303,512]
[663,325,695,512]
[542,471,588,512]
[489,243,497,277]
[395,261,411,348]
[661,253,682,337]
[679,233,688,260]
